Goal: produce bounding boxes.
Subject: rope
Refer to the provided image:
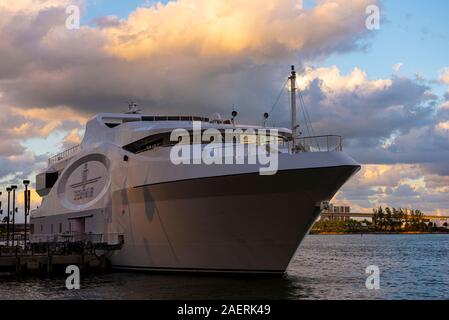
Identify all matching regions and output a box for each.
[267,78,289,126]
[297,80,320,151]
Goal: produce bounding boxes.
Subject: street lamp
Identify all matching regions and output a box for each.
[23,180,30,249]
[11,185,17,247]
[6,187,11,247]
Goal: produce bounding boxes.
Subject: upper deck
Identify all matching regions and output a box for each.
[46,112,342,166]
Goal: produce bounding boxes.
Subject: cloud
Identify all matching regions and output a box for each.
[90,15,121,28]
[295,66,437,146]
[0,140,25,157]
[0,104,87,143]
[104,0,376,60]
[1,0,448,214]
[0,151,46,182]
[61,128,83,149]
[337,164,449,214]
[436,121,449,132]
[0,0,379,116]
[439,67,449,84]
[0,0,75,15]
[0,103,86,197]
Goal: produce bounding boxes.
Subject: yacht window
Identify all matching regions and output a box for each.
[102,117,140,128]
[105,123,120,128]
[123,131,289,154]
[123,133,169,154]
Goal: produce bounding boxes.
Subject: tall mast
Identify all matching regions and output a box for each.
[289,65,298,149]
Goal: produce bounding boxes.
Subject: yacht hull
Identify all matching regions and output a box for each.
[110,165,359,274]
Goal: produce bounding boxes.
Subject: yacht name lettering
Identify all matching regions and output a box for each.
[70,162,102,201]
[73,187,94,201]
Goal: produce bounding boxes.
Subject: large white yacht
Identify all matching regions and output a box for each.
[30,67,360,274]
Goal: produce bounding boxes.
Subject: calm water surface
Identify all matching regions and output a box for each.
[0,234,448,300]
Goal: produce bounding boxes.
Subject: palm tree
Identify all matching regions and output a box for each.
[385,207,393,231]
[372,208,378,230]
[376,206,385,230]
[392,208,401,231]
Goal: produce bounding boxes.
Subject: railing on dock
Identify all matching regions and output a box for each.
[1,232,123,258]
[30,232,122,246]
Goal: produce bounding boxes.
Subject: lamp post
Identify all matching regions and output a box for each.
[11,185,17,247]
[6,187,11,247]
[23,180,30,249]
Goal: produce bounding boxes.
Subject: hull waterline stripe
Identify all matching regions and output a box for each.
[133,165,361,189]
[111,265,285,274]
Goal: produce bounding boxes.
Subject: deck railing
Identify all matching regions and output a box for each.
[45,136,341,165]
[48,145,80,165]
[297,135,342,152]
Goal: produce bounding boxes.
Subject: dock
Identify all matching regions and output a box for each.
[0,233,122,274]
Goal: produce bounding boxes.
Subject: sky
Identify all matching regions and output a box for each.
[0,0,449,218]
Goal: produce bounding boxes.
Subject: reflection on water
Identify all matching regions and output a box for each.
[0,234,448,300]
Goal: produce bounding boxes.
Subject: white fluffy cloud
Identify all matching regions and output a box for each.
[104,0,375,60]
[336,164,449,214]
[295,65,436,144]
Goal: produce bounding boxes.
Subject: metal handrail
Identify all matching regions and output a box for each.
[297,135,342,152]
[48,145,80,165]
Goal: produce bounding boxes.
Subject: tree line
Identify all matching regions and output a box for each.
[372,207,428,232]
[311,207,448,234]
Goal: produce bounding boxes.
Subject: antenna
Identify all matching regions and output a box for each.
[126,101,142,114]
[231,108,238,125]
[263,112,269,127]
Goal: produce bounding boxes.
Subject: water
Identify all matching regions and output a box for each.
[0,234,448,300]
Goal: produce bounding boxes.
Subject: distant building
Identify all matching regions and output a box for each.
[320,202,351,222]
[318,203,448,226]
[428,218,449,228]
